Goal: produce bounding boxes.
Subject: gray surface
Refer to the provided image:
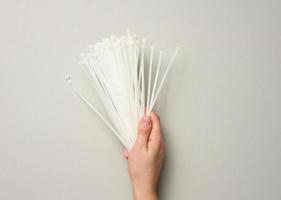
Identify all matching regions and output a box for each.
[1,0,281,199]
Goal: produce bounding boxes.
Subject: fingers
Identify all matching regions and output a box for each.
[135,116,152,149]
[148,112,162,150]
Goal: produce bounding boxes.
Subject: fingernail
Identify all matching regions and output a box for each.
[142,116,151,128]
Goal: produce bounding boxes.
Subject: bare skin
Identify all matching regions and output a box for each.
[124,112,165,200]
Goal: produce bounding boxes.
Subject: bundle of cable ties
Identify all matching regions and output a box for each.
[65,30,179,150]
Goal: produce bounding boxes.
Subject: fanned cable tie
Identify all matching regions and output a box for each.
[65,30,179,150]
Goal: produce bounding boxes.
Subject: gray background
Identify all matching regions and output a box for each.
[0,0,281,199]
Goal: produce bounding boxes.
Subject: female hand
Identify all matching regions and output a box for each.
[124,112,165,200]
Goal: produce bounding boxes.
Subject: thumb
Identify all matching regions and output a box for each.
[135,116,152,149]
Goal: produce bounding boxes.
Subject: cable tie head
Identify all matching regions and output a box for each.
[64,74,72,85]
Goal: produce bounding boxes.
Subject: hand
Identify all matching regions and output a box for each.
[124,112,165,200]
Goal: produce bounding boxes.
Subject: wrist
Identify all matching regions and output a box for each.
[132,183,157,200]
